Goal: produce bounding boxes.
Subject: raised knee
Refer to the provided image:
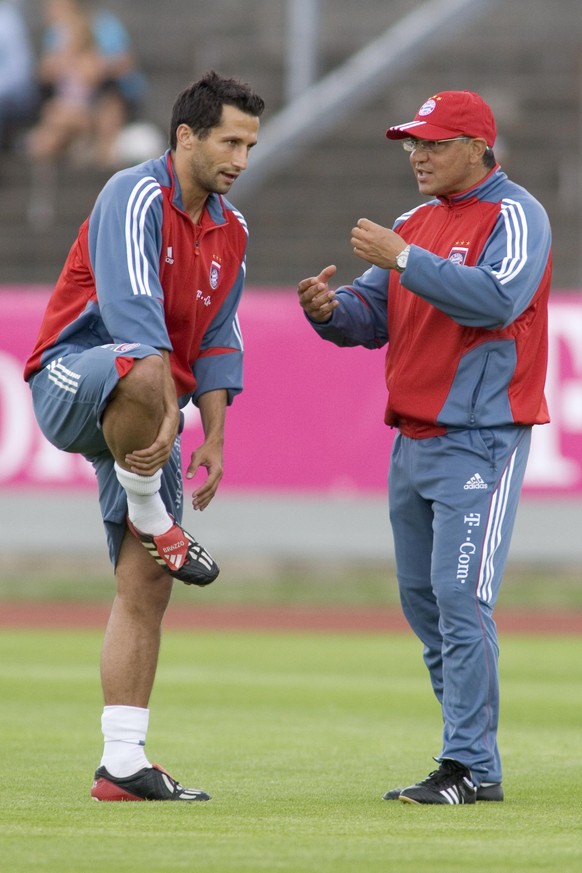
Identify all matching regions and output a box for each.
[118,354,165,406]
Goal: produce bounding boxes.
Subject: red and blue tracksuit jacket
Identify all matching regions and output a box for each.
[24,150,248,408]
[312,166,552,438]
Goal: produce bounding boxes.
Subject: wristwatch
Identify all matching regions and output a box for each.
[395,245,411,273]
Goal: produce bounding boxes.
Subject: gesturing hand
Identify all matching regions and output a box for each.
[296,264,339,322]
[351,218,407,270]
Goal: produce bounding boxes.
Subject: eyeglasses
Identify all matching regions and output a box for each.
[402,136,470,153]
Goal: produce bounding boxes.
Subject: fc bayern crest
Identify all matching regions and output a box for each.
[448,246,469,266]
[209,259,221,289]
[418,98,437,116]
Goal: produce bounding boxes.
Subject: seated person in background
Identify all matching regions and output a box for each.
[0,0,39,150]
[90,5,147,167]
[26,0,106,163]
[29,0,147,167]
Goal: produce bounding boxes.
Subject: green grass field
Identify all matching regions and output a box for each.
[0,622,581,872]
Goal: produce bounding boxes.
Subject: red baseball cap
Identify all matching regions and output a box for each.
[386,90,497,147]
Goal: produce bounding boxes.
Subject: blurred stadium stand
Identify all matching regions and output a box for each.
[0,0,581,287]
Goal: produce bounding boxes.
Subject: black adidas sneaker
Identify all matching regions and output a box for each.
[397,759,477,805]
[383,779,503,802]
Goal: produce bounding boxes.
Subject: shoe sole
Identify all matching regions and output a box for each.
[399,795,420,805]
[384,786,503,802]
[399,795,476,805]
[91,778,145,802]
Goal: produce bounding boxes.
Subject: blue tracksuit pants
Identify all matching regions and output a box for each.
[388,426,532,785]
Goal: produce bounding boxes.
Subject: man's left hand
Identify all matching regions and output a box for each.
[186,440,224,510]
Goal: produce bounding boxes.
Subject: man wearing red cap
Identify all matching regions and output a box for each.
[297,90,551,805]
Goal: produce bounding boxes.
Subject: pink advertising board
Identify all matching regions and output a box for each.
[1,287,581,497]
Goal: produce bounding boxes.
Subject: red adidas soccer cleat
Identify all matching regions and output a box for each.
[127,516,219,586]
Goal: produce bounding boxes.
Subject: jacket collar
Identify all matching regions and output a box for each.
[437,164,505,207]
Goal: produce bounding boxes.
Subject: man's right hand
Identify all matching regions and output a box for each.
[124,351,180,475]
[124,403,180,475]
[297,264,339,323]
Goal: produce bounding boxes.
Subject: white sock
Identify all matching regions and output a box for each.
[100,705,152,778]
[114,462,172,535]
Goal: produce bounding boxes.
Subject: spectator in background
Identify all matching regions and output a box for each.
[0,0,39,150]
[89,3,147,167]
[26,0,105,163]
[29,0,147,167]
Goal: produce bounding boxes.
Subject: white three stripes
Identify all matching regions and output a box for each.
[494,198,528,285]
[125,177,162,296]
[230,206,249,237]
[477,448,517,603]
[46,359,80,394]
[441,786,461,803]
